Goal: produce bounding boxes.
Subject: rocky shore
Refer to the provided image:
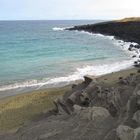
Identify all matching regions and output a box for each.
[67,18,140,68]
[1,68,140,140]
[1,18,140,140]
[67,18,140,44]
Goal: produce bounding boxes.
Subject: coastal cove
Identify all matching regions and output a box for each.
[1,18,140,140]
[0,20,138,98]
[0,0,140,138]
[68,18,140,66]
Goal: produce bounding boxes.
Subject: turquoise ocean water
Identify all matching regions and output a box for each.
[0,20,134,96]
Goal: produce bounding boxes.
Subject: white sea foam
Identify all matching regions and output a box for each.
[112,40,139,56]
[93,33,114,39]
[77,30,115,40]
[79,30,140,58]
[98,34,138,54]
[52,26,73,31]
[52,27,65,31]
[0,59,134,92]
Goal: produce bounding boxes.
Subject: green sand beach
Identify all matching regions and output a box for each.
[0,67,138,133]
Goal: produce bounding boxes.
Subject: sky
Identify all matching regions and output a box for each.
[0,0,140,20]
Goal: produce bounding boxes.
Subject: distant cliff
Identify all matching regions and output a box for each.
[67,17,140,44]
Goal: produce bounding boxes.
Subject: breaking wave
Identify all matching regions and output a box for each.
[0,59,134,92]
[52,27,65,31]
[0,28,139,92]
[52,26,72,31]
[78,30,140,59]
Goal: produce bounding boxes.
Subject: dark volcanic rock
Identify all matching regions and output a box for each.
[135,44,140,49]
[130,44,135,48]
[134,61,140,67]
[84,76,93,85]
[132,55,136,58]
[67,20,140,45]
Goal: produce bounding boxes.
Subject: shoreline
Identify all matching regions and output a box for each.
[0,64,134,100]
[68,24,140,61]
[0,67,139,133]
[1,18,140,140]
[1,19,139,95]
[0,80,83,100]
[0,40,136,98]
[67,19,140,44]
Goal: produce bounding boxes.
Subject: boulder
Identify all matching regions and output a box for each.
[132,55,137,58]
[134,44,140,49]
[128,47,133,51]
[134,84,140,96]
[134,61,140,67]
[137,69,140,73]
[116,125,134,140]
[84,76,93,84]
[73,104,82,111]
[105,126,140,140]
[134,127,140,140]
[130,44,134,48]
[89,107,110,121]
[67,91,77,103]
[55,99,73,115]
[71,84,77,89]
[132,110,140,124]
[74,105,111,121]
[67,90,84,106]
[126,85,140,118]
[80,92,90,107]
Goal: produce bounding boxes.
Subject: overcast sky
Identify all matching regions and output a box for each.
[0,0,140,20]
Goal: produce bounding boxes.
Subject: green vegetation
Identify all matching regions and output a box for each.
[115,17,140,22]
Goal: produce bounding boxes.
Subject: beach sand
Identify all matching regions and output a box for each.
[0,67,139,133]
[0,85,71,132]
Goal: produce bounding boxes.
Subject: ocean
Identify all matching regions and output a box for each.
[0,20,135,96]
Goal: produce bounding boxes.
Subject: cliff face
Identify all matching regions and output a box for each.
[68,19,140,44]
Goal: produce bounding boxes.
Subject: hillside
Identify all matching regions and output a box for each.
[116,17,140,22]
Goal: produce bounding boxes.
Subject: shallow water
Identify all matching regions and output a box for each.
[0,20,134,93]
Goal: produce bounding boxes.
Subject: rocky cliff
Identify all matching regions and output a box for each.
[67,18,140,45]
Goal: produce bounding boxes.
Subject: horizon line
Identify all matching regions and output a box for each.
[0,18,113,21]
